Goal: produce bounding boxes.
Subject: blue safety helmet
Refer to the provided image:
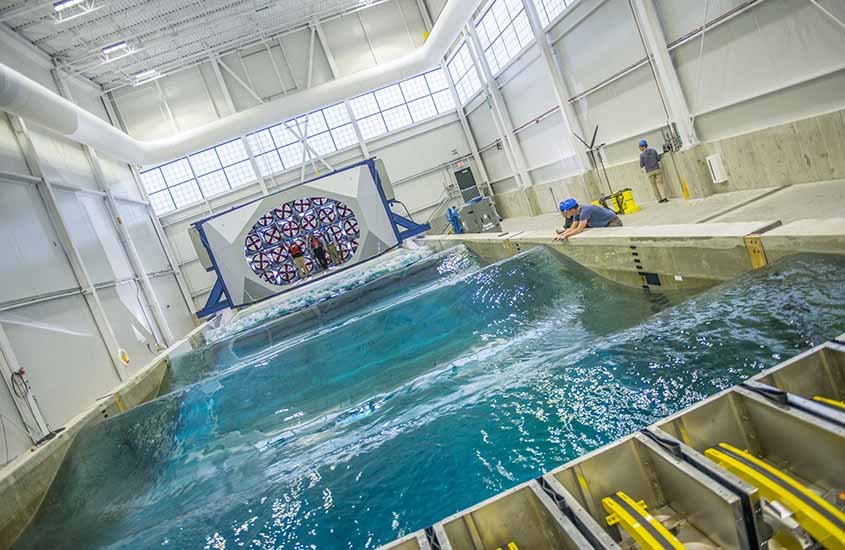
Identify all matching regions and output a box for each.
[639,139,648,147]
[559,198,578,212]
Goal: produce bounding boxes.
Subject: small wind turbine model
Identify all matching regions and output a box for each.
[573,125,613,196]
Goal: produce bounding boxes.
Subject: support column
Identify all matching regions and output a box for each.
[6,113,127,380]
[53,70,174,347]
[630,0,699,148]
[412,0,491,189]
[154,80,178,133]
[522,0,591,173]
[465,26,534,190]
[209,54,269,194]
[313,19,372,159]
[103,93,198,318]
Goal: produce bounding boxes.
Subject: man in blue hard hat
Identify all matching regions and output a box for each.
[639,139,668,203]
[554,198,622,241]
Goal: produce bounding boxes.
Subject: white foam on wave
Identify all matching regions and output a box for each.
[206,246,438,342]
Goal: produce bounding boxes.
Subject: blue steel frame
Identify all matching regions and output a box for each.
[195,158,430,318]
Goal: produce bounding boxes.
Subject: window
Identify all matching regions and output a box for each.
[349,68,454,139]
[143,70,456,216]
[533,0,573,27]
[476,0,534,75]
[447,43,484,104]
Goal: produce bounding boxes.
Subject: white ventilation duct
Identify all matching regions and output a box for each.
[0,0,480,167]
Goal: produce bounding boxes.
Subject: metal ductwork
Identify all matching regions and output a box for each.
[0,0,480,167]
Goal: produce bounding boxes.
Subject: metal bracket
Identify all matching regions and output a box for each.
[388,200,431,241]
[744,234,769,269]
[196,278,231,318]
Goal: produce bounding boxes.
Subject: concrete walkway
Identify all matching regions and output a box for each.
[500,180,845,233]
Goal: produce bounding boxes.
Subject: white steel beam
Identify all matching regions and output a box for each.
[264,42,288,95]
[6,113,127,380]
[154,80,179,133]
[300,25,318,183]
[630,0,699,148]
[312,19,372,159]
[465,26,534,189]
[102,93,198,318]
[209,55,270,195]
[53,69,174,347]
[411,0,491,188]
[522,0,592,174]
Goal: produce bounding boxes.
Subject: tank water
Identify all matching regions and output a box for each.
[14,247,845,550]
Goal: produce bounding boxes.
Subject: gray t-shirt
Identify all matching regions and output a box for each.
[640,148,661,172]
[574,204,618,228]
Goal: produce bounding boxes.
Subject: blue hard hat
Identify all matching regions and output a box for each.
[639,139,648,147]
[559,198,578,211]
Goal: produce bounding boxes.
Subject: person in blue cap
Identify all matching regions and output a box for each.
[446,207,464,234]
[554,198,622,241]
[639,139,668,203]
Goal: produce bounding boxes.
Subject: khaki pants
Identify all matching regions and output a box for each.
[326,244,340,265]
[647,169,666,201]
[293,255,308,277]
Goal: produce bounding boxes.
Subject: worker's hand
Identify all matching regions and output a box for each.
[553,233,568,242]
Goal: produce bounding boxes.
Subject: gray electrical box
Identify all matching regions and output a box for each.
[458,197,501,233]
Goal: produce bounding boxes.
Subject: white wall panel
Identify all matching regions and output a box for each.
[279,28,333,89]
[398,0,429,47]
[119,203,171,273]
[27,126,98,190]
[0,114,28,175]
[425,0,448,21]
[517,114,577,170]
[165,222,199,265]
[98,284,157,374]
[100,157,143,201]
[114,83,172,141]
[151,275,197,337]
[2,295,119,427]
[467,103,500,148]
[219,51,263,112]
[67,79,110,123]
[656,0,746,43]
[694,69,845,142]
[553,0,646,95]
[160,66,220,130]
[376,120,468,181]
[241,47,286,100]
[197,62,230,117]
[573,65,665,158]
[394,170,448,214]
[359,1,420,65]
[673,0,845,118]
[322,15,378,76]
[0,178,78,302]
[481,147,514,183]
[0,380,30,464]
[54,190,133,285]
[0,32,56,92]
[183,261,217,296]
[500,52,558,127]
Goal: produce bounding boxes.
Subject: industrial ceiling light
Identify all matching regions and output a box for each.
[51,0,102,24]
[102,41,129,56]
[53,0,85,12]
[132,68,160,86]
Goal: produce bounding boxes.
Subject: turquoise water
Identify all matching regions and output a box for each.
[14,248,845,550]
